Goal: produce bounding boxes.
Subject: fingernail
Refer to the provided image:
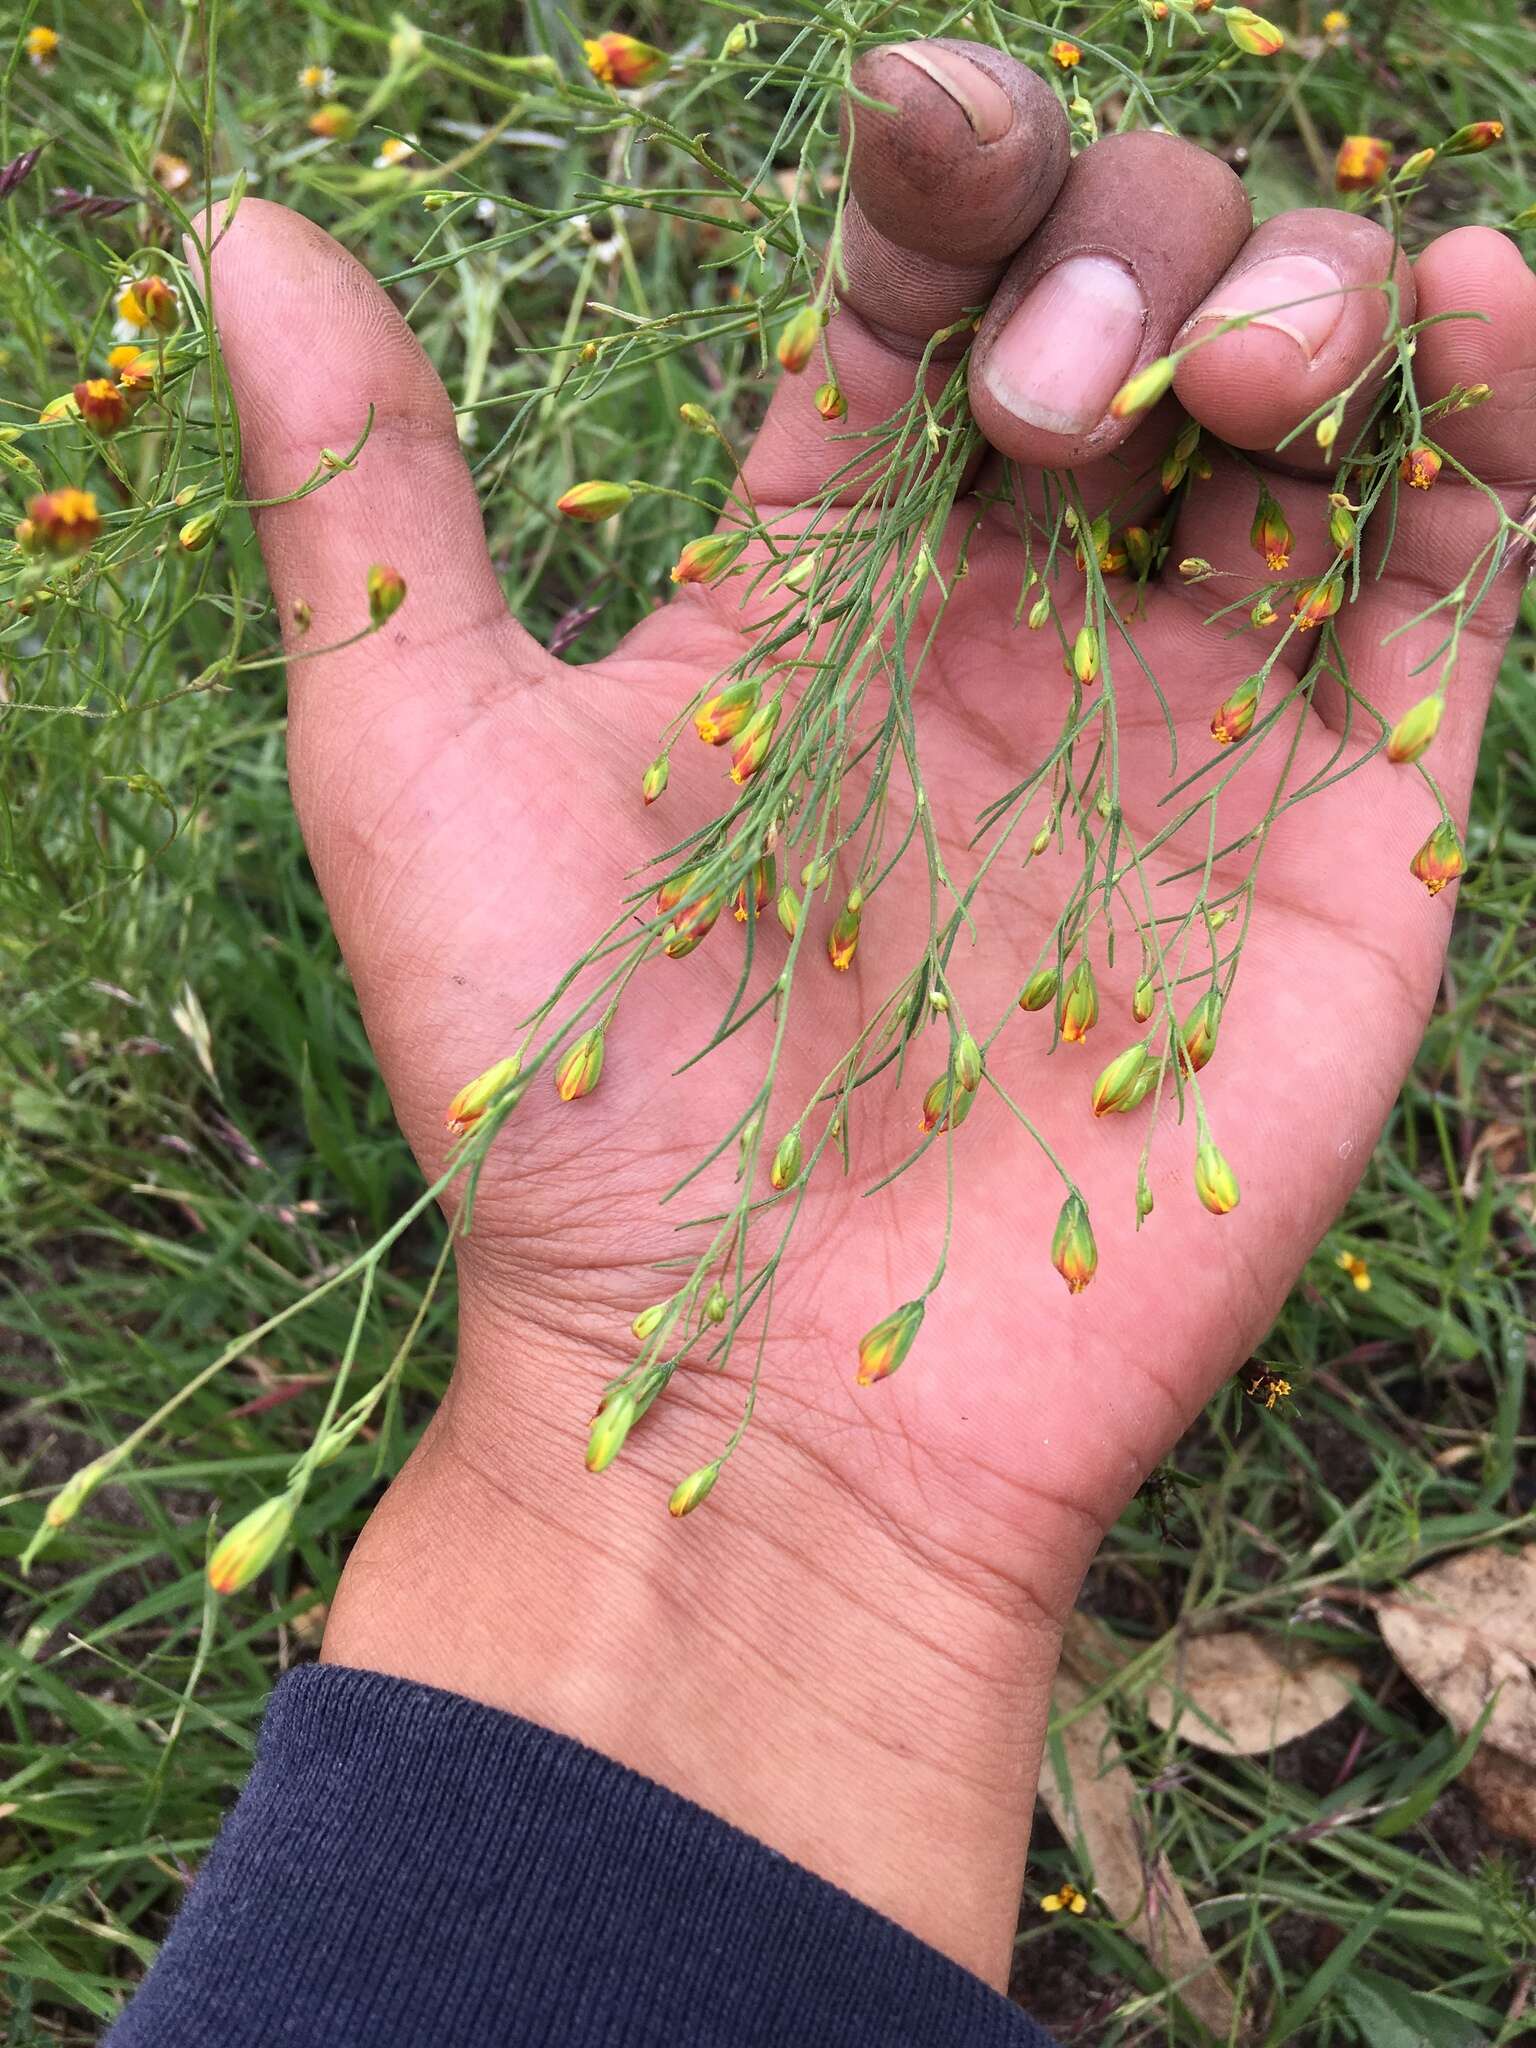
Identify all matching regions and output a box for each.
[979,257,1145,436]
[885,44,1013,144]
[1187,254,1346,359]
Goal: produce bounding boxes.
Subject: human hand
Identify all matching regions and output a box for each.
[200,44,1535,1981]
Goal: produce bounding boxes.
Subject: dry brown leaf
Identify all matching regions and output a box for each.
[1460,1118,1525,1198]
[1463,1745,1536,1847]
[1143,1631,1358,1756]
[1041,1668,1238,2039]
[1374,1544,1536,1767]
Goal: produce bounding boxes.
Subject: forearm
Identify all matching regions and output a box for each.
[322,1309,1068,1986]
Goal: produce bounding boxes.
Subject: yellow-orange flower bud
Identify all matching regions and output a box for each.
[678,401,712,432]
[733,856,775,923]
[1072,625,1100,684]
[1091,1041,1149,1117]
[1250,488,1292,572]
[1051,1193,1097,1295]
[776,886,800,936]
[1048,38,1082,66]
[1328,497,1357,549]
[556,478,632,522]
[1400,445,1441,491]
[695,677,760,746]
[814,380,846,421]
[1020,967,1059,1013]
[954,1031,982,1093]
[1211,674,1260,746]
[670,533,745,584]
[856,1299,925,1387]
[74,377,127,437]
[632,1301,669,1343]
[1409,818,1464,896]
[668,1462,721,1516]
[1386,694,1443,764]
[656,869,694,916]
[26,487,100,554]
[1061,959,1098,1044]
[586,1387,636,1473]
[1123,525,1155,577]
[1224,8,1285,56]
[729,694,781,784]
[642,756,668,804]
[1132,974,1154,1023]
[554,1025,605,1101]
[1195,1142,1240,1214]
[919,1073,974,1134]
[1440,120,1503,157]
[309,102,357,141]
[1110,355,1177,420]
[664,886,726,957]
[769,1127,802,1190]
[208,1493,296,1595]
[367,563,406,623]
[446,1053,522,1135]
[1334,134,1389,190]
[583,32,668,87]
[178,512,218,553]
[827,897,861,972]
[1397,146,1436,181]
[1291,574,1343,631]
[775,305,823,373]
[1178,990,1222,1073]
[1251,596,1278,628]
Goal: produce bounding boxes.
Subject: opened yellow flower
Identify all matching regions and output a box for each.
[1041,1882,1088,1915]
[26,25,59,70]
[1336,1250,1371,1292]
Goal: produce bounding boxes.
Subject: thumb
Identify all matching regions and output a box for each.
[188,198,545,877]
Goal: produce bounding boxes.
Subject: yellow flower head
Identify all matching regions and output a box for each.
[26,25,60,69]
[1336,1250,1372,1292]
[1041,1882,1089,1916]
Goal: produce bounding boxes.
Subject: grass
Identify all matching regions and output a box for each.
[2,0,1534,2040]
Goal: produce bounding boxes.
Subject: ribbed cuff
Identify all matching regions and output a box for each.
[104,1663,1057,2047]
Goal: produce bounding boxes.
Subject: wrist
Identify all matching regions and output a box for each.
[322,1305,1065,1984]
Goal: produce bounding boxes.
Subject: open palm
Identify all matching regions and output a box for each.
[204,45,1534,1688]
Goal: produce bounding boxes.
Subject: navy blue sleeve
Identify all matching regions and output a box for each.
[103,1664,1059,2047]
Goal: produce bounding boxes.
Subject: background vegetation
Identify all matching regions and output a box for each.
[1,0,1532,2039]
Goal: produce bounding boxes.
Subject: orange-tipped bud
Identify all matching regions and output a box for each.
[446,1053,522,1135]
[733,856,775,923]
[1020,967,1059,1013]
[1092,1041,1149,1117]
[668,1462,721,1516]
[1072,626,1100,684]
[769,1127,802,1190]
[954,1031,982,1093]
[367,563,406,623]
[208,1493,295,1595]
[1224,8,1285,55]
[1211,674,1261,746]
[1334,134,1389,190]
[827,897,861,971]
[670,533,744,584]
[583,31,668,87]
[1051,1193,1098,1295]
[775,305,823,373]
[1061,959,1098,1044]
[664,886,726,957]
[74,377,127,437]
[308,102,357,140]
[656,868,696,915]
[178,513,218,553]
[729,694,782,784]
[678,401,713,432]
[1440,120,1503,157]
[1397,146,1436,180]
[814,380,846,420]
[1291,574,1343,631]
[1195,1142,1240,1214]
[856,1299,925,1387]
[586,1388,637,1473]
[1048,38,1082,66]
[919,1073,974,1134]
[1110,355,1177,420]
[1400,445,1441,491]
[1123,525,1155,576]
[776,886,800,937]
[26,488,101,554]
[642,756,669,804]
[694,676,760,746]
[554,1026,605,1101]
[1250,488,1292,573]
[1409,818,1464,896]
[1132,974,1154,1023]
[1178,990,1222,1073]
[131,275,179,334]
[1328,497,1357,549]
[1386,694,1443,764]
[556,478,632,522]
